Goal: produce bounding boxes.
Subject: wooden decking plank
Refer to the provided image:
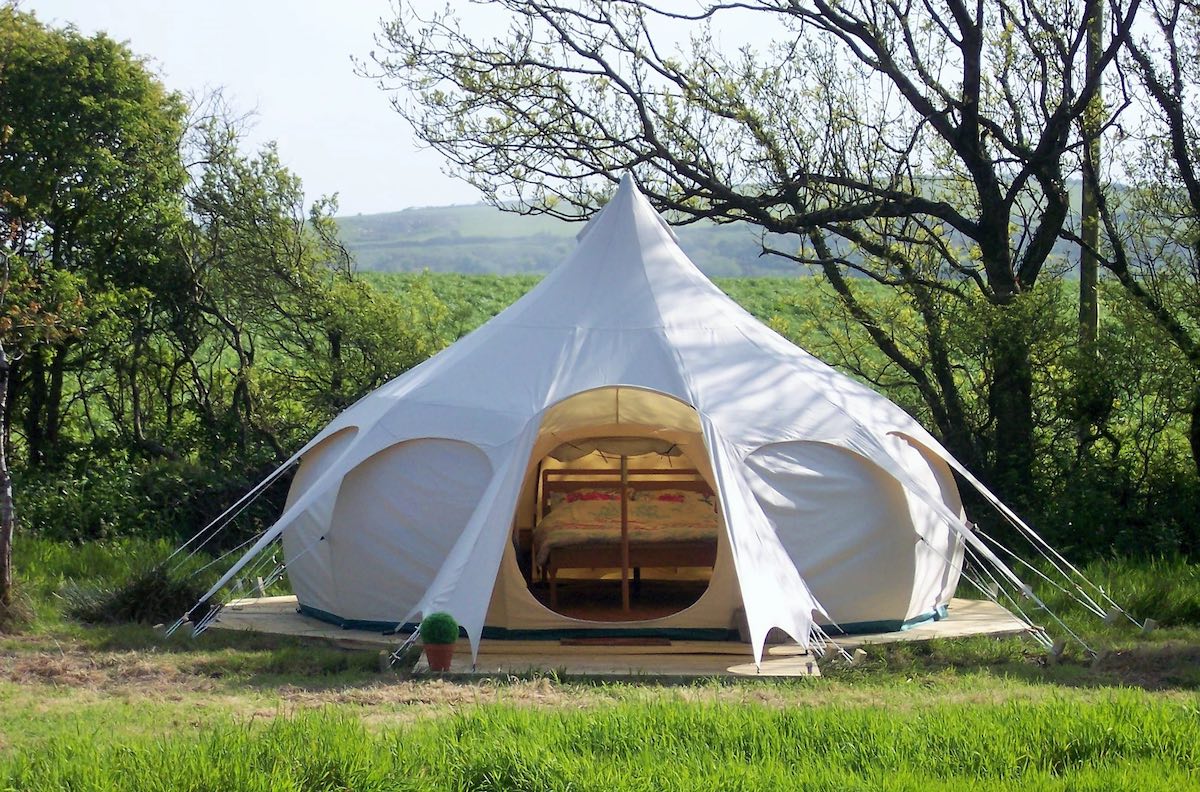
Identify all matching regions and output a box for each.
[213,595,1028,679]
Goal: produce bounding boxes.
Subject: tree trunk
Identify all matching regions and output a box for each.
[809,233,986,473]
[22,349,46,466]
[15,339,71,467]
[44,342,68,463]
[1191,379,1200,483]
[989,330,1036,512]
[130,329,146,448]
[1078,0,1103,347]
[328,327,344,410]
[0,347,14,611]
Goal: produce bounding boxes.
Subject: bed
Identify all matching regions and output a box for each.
[532,468,720,611]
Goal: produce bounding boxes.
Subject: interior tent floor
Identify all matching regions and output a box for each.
[527,578,708,622]
[210,595,1031,680]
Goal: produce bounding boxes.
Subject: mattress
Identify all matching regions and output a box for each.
[533,494,719,566]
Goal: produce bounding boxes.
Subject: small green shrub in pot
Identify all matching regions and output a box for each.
[419,611,459,672]
[419,611,459,643]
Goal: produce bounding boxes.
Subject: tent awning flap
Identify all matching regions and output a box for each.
[547,436,683,461]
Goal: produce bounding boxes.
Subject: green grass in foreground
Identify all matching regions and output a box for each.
[3,696,1197,791]
[4,539,1200,789]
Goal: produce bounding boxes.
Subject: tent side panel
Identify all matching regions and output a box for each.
[320,438,493,624]
[887,434,966,615]
[281,510,337,615]
[281,427,358,614]
[284,427,359,509]
[745,441,921,628]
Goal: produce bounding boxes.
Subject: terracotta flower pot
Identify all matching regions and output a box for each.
[423,642,455,672]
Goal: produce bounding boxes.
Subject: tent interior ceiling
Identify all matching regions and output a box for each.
[546,437,683,462]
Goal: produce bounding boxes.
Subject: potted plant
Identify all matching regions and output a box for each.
[419,611,459,672]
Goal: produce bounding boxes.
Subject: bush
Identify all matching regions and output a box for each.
[1033,454,1200,560]
[419,611,459,644]
[15,457,287,548]
[64,565,211,626]
[0,586,35,634]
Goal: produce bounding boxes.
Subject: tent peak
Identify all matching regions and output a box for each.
[576,173,679,244]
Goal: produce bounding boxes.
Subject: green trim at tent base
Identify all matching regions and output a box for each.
[297,602,950,640]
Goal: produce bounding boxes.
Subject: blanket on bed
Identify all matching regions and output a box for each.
[533,495,718,566]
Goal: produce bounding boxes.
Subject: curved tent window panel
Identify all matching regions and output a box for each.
[883,433,967,616]
[283,427,359,510]
[289,438,493,627]
[279,427,361,616]
[745,440,954,631]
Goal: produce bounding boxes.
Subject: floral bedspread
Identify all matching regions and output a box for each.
[533,496,719,567]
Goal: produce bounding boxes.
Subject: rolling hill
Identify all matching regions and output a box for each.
[337,196,1084,277]
[336,203,804,277]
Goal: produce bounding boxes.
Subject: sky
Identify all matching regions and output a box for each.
[21,0,484,215]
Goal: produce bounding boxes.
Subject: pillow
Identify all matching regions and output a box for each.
[564,489,620,504]
[645,488,710,504]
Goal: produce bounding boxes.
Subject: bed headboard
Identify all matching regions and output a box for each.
[539,468,712,517]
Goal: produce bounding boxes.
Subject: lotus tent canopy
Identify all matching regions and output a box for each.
[193,174,1085,664]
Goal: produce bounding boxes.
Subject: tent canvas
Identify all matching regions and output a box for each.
[193,175,1068,665]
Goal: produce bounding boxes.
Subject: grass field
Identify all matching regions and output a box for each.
[2,539,1199,790]
[4,697,1197,791]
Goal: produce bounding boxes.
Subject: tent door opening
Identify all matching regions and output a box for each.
[521,440,719,623]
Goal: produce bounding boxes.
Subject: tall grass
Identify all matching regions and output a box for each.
[979,555,1200,639]
[1042,556,1200,627]
[15,536,183,597]
[14,537,1200,637]
[3,695,1196,790]
[13,537,217,626]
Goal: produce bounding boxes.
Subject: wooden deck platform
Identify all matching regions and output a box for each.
[212,595,1029,679]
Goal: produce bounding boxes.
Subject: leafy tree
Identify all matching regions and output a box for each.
[0,231,85,617]
[373,0,1139,510]
[0,92,85,618]
[0,6,188,468]
[0,8,457,565]
[1081,0,1200,478]
[153,114,452,462]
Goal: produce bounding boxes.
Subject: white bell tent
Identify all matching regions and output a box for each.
[172,174,1130,664]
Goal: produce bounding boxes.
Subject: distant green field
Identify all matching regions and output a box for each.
[337,199,1081,277]
[361,271,903,401]
[360,271,851,337]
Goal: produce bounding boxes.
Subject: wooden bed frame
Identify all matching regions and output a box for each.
[534,467,719,612]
